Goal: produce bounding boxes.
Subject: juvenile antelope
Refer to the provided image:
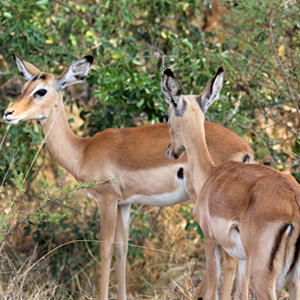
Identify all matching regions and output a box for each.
[4,54,253,300]
[162,67,300,299]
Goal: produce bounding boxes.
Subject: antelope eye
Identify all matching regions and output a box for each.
[164,114,169,122]
[35,89,47,97]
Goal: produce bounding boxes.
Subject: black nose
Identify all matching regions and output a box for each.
[4,110,14,116]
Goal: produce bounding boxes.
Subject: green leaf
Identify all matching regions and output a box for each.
[3,12,12,18]
[132,59,142,66]
[2,2,11,7]
[52,189,61,194]
[112,53,121,59]
[36,0,48,5]
[136,99,144,107]
[182,38,193,51]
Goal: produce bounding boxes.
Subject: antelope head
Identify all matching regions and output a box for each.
[161,67,224,160]
[4,54,93,124]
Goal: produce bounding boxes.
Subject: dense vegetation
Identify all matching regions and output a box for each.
[0,0,299,298]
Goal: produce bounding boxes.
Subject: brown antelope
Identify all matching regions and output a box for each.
[4,54,254,300]
[161,67,300,299]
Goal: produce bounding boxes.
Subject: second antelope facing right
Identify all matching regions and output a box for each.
[161,68,300,300]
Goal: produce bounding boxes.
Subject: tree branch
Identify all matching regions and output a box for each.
[269,10,300,120]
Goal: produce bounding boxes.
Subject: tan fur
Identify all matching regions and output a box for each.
[4,57,253,300]
[164,69,300,300]
[22,60,41,76]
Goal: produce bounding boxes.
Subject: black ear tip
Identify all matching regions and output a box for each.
[217,67,224,75]
[84,55,94,64]
[164,68,174,77]
[12,53,16,61]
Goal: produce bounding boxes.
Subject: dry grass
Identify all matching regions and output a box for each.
[0,192,292,299]
[0,199,202,299]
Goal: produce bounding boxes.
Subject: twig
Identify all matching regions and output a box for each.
[226,91,242,120]
[52,0,86,21]
[269,10,300,120]
[129,204,144,224]
[147,207,163,233]
[223,64,297,135]
[13,239,189,285]
[0,124,11,152]
[172,279,188,298]
[20,244,38,293]
[0,180,113,250]
[241,125,275,163]
[58,286,94,299]
[194,11,206,46]
[167,226,184,251]
[188,261,198,297]
[54,251,70,298]
[83,231,99,263]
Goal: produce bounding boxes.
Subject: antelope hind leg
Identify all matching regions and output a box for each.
[195,249,237,300]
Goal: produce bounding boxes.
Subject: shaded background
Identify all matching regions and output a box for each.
[0,0,299,298]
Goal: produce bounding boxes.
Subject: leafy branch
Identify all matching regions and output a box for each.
[0,168,116,250]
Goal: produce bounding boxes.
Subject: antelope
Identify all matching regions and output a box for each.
[4,54,254,300]
[161,67,300,299]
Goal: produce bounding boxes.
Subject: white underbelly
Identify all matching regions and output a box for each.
[120,176,190,207]
[118,163,190,207]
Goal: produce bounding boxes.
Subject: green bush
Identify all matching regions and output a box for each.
[0,0,299,298]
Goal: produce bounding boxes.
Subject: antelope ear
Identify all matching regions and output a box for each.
[12,53,41,81]
[55,55,93,91]
[161,68,182,108]
[197,67,224,113]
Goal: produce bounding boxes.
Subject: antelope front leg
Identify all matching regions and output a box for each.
[115,204,131,300]
[97,194,118,300]
[205,238,222,300]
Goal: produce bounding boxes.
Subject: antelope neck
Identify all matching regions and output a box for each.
[41,93,85,179]
[182,111,215,195]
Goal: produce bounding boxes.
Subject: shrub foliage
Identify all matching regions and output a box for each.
[0,0,299,298]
